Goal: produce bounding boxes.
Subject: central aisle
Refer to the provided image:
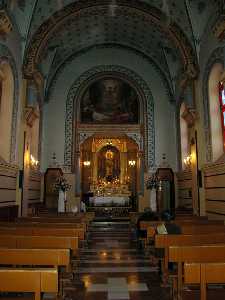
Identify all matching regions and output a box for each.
[72,220,170,300]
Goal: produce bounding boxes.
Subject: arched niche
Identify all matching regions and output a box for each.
[80,135,139,196]
[208,62,224,161]
[65,65,155,170]
[0,60,14,162]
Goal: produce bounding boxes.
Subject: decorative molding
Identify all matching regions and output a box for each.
[24,106,39,127]
[213,14,225,41]
[64,65,155,170]
[203,160,225,176]
[202,47,224,162]
[0,160,18,175]
[0,44,19,163]
[0,9,12,36]
[23,0,198,81]
[78,133,93,146]
[181,106,198,128]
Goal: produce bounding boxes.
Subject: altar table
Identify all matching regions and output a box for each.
[89,196,130,206]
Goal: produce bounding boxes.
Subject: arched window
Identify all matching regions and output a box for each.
[218,81,225,150]
[0,60,14,162]
[208,63,224,161]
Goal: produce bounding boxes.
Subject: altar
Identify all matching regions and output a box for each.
[80,137,138,216]
[89,196,130,207]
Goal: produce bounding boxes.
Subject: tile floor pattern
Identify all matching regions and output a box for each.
[67,220,171,300]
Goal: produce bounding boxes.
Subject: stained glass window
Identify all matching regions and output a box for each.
[219,82,225,149]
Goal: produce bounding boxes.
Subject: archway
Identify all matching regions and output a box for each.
[0,60,14,162]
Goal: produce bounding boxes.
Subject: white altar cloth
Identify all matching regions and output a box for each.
[89,196,130,206]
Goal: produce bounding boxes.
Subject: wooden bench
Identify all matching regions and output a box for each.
[0,225,85,241]
[0,248,70,268]
[0,267,58,300]
[169,245,225,300]
[141,221,225,247]
[0,235,79,256]
[155,233,225,285]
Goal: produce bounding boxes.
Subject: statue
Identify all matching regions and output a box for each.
[105,149,114,181]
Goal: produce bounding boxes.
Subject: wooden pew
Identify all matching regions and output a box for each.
[0,235,79,256]
[141,221,225,247]
[0,248,70,295]
[169,245,225,300]
[0,267,58,300]
[0,225,85,241]
[155,233,225,285]
[0,248,70,268]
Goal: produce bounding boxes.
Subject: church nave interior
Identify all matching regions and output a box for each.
[0,1,225,300]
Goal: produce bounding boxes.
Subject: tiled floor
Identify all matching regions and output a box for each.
[68,220,171,300]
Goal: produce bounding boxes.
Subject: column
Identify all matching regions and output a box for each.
[92,151,98,183]
[120,151,127,184]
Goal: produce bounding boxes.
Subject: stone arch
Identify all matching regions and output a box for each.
[202,47,224,162]
[65,65,155,169]
[0,44,19,163]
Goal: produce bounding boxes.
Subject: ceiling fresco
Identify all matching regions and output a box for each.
[4,0,222,100]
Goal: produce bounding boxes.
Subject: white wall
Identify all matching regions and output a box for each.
[42,47,177,171]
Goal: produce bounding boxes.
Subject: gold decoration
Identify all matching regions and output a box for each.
[105,150,114,160]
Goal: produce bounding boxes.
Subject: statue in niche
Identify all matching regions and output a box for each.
[105,150,114,181]
[98,146,120,182]
[81,77,139,124]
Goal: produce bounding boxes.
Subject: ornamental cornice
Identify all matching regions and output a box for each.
[23,0,198,80]
[181,106,198,128]
[24,106,40,127]
[213,13,225,41]
[0,9,12,36]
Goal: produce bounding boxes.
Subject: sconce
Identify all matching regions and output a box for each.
[83,160,91,167]
[184,155,192,167]
[30,154,39,168]
[128,160,136,167]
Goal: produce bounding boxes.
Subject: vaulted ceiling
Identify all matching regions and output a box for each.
[5,0,222,98]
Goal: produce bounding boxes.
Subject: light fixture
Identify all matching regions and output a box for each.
[30,154,39,168]
[128,160,136,167]
[107,140,112,145]
[83,160,91,167]
[184,155,192,167]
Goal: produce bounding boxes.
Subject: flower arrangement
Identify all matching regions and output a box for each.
[146,173,159,190]
[54,176,71,192]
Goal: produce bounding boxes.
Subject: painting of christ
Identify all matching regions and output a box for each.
[80,77,139,124]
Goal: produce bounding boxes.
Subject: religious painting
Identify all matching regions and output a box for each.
[80,77,139,124]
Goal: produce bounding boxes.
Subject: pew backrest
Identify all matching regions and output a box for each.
[0,267,58,300]
[0,248,70,267]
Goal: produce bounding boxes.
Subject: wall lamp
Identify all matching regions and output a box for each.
[184,155,192,167]
[128,160,136,167]
[83,160,91,167]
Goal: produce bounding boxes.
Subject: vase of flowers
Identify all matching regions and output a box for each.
[146,173,158,190]
[54,176,71,213]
